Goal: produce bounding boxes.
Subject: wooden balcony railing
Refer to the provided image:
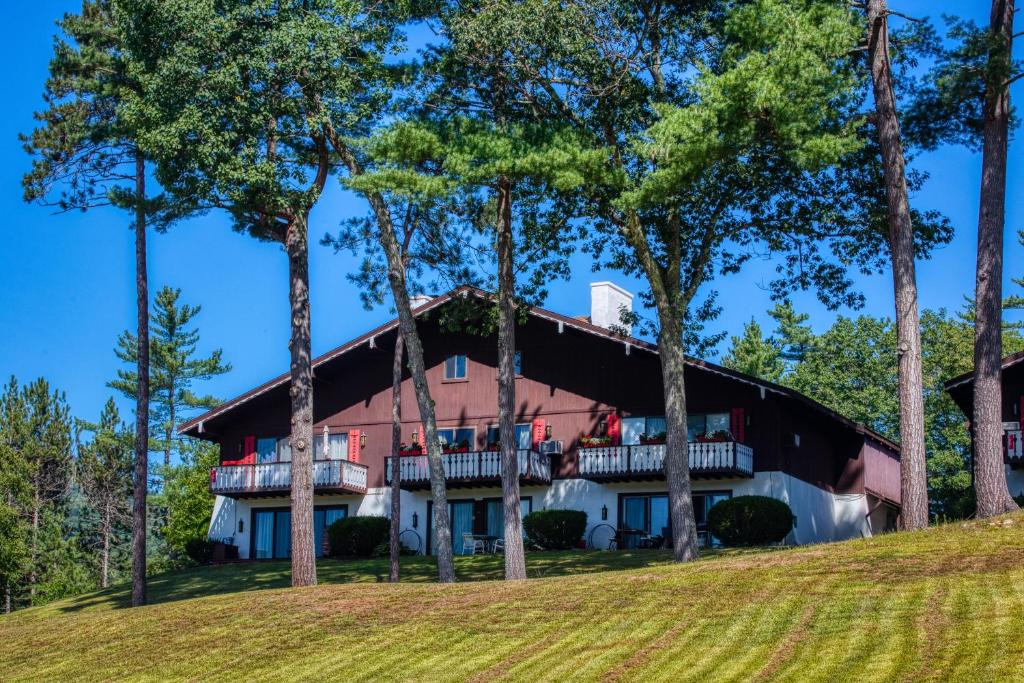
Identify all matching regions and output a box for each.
[578,442,754,480]
[210,459,369,497]
[385,449,551,490]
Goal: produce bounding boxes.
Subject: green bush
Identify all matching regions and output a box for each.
[327,516,389,558]
[184,537,215,565]
[707,496,793,547]
[522,509,587,550]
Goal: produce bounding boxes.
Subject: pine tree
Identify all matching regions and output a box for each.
[118,0,403,586]
[76,399,134,589]
[110,286,230,468]
[23,0,182,607]
[721,320,784,383]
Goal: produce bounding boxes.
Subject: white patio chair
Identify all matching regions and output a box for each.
[462,533,485,555]
[492,538,505,554]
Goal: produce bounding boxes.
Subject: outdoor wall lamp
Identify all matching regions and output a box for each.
[601,505,608,521]
[412,430,418,444]
[360,432,367,448]
[598,419,607,435]
[412,512,419,529]
[238,519,244,534]
[545,425,552,439]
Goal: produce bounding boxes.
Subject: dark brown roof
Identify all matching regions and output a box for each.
[944,349,1024,391]
[179,285,900,452]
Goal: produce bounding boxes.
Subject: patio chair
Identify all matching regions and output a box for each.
[492,538,505,554]
[462,533,486,555]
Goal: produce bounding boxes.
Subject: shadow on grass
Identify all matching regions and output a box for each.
[51,548,738,614]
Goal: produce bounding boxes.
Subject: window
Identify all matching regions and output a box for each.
[253,505,348,559]
[437,427,475,449]
[313,506,347,557]
[314,432,348,461]
[619,491,731,548]
[622,417,668,445]
[444,354,467,380]
[256,437,278,463]
[485,497,532,538]
[276,437,292,463]
[514,350,522,376]
[486,423,532,449]
[686,413,731,440]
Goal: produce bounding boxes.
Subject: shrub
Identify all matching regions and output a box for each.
[184,537,215,565]
[522,509,587,550]
[707,496,793,547]
[327,516,389,558]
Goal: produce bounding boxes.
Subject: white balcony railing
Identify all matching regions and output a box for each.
[1007,429,1023,459]
[385,449,551,487]
[577,442,754,478]
[210,459,369,495]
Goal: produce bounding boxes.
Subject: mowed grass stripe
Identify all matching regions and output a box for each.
[3,515,1024,681]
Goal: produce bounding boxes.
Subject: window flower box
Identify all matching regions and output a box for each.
[639,433,667,445]
[398,444,423,456]
[579,435,612,448]
[695,430,732,443]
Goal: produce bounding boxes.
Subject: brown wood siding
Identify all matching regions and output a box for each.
[205,311,886,497]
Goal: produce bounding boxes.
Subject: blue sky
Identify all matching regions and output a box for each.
[1,1,1020,444]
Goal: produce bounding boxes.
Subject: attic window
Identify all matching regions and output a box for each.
[444,354,467,380]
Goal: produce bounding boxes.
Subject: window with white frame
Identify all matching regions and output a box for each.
[444,354,467,380]
[437,427,475,449]
[486,423,533,449]
[314,432,348,460]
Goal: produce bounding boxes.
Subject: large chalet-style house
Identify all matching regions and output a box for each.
[945,351,1024,500]
[182,283,902,560]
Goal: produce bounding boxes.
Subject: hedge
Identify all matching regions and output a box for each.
[327,516,389,558]
[707,495,793,546]
[522,509,587,550]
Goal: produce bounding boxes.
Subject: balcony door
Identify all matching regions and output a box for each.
[313,506,347,558]
[484,497,532,539]
[619,494,670,549]
[253,508,291,559]
[253,505,349,559]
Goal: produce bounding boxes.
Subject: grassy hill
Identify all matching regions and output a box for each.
[3,515,1024,682]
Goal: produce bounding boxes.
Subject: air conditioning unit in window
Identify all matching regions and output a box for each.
[538,440,563,455]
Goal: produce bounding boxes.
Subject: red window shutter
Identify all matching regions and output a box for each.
[607,413,620,445]
[243,435,256,464]
[532,419,546,449]
[731,409,746,443]
[348,429,361,462]
[416,423,425,446]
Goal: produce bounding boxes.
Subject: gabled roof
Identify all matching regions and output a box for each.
[944,349,1024,391]
[179,285,900,452]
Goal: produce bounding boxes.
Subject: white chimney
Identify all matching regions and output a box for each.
[590,282,633,335]
[409,294,432,310]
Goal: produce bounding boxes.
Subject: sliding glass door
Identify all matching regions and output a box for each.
[253,509,290,559]
[619,492,729,548]
[483,497,533,539]
[313,506,347,558]
[253,505,348,559]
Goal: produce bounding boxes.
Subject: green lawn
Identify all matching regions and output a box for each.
[3,516,1024,681]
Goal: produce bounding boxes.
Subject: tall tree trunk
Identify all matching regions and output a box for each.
[287,213,317,587]
[496,176,527,580]
[974,0,1018,517]
[333,141,455,581]
[29,487,38,606]
[620,211,700,562]
[131,149,149,607]
[165,380,175,468]
[389,332,404,583]
[101,505,110,589]
[658,316,700,561]
[866,0,930,530]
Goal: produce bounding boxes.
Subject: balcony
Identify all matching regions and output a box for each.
[210,459,369,498]
[385,449,552,491]
[577,442,754,482]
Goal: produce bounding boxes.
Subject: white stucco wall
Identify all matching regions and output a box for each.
[212,471,878,557]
